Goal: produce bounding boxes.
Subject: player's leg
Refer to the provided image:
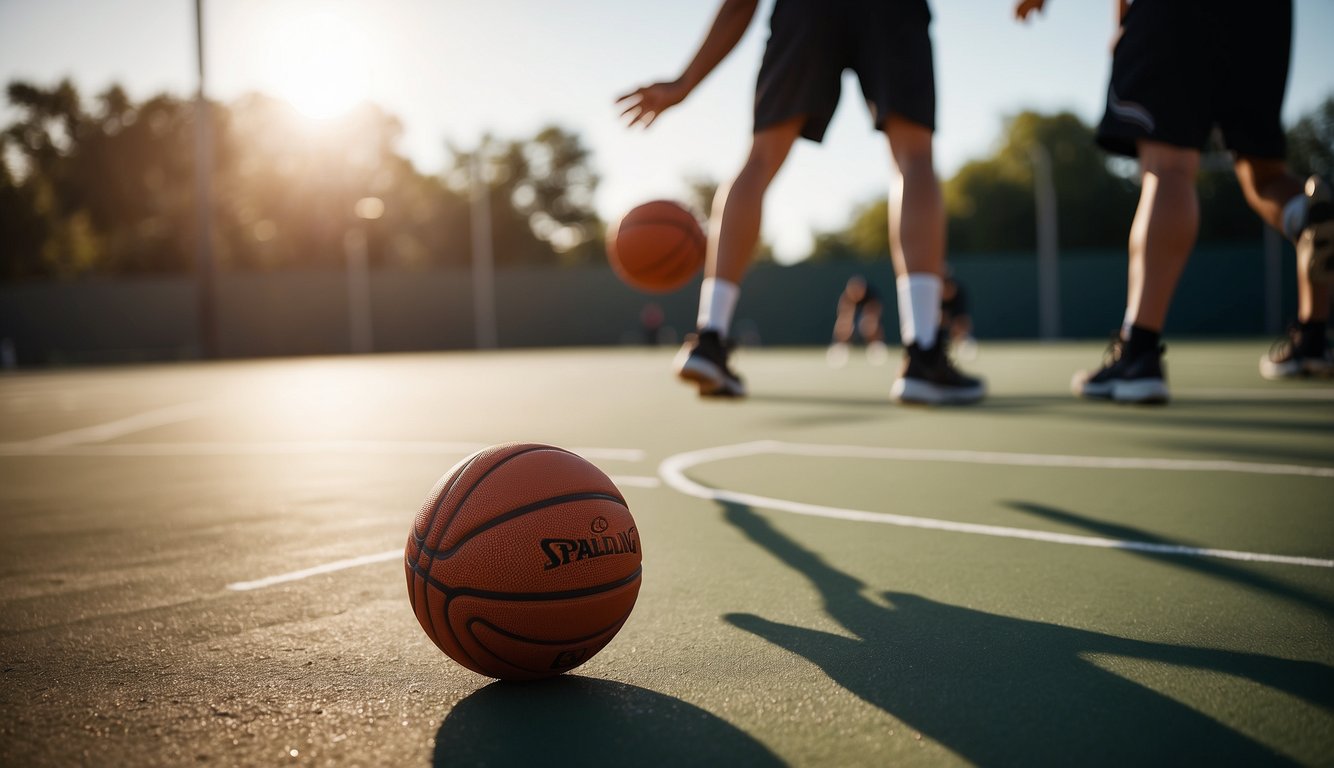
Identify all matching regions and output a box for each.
[1235,157,1333,377]
[884,118,985,404]
[1074,140,1197,404]
[1214,0,1330,377]
[675,117,802,396]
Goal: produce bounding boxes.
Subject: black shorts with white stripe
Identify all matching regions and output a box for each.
[1095,0,1291,159]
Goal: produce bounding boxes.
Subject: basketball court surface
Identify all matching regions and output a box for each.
[1,341,1331,766]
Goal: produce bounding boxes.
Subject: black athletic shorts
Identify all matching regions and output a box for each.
[1096,0,1291,159]
[754,0,936,142]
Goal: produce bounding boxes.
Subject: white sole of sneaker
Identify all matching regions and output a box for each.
[1077,378,1169,404]
[891,377,986,405]
[1260,355,1334,380]
[676,357,745,397]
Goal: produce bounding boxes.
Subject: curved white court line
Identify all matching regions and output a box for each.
[659,441,1334,569]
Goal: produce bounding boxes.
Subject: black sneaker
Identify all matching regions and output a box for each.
[890,337,986,405]
[1259,322,1333,379]
[1299,176,1334,283]
[1073,334,1169,404]
[674,330,745,397]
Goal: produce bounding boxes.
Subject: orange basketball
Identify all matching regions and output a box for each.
[606,200,706,293]
[405,443,641,681]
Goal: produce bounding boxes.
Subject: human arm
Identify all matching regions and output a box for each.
[616,0,760,128]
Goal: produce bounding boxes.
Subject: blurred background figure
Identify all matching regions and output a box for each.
[640,302,666,346]
[828,275,889,367]
[941,267,978,361]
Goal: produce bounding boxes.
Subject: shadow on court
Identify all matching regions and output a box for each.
[1005,500,1334,615]
[720,500,1333,766]
[433,676,782,767]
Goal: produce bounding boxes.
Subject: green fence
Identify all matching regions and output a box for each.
[0,242,1300,365]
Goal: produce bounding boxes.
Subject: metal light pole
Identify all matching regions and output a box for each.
[1030,143,1061,340]
[193,0,217,358]
[470,150,498,349]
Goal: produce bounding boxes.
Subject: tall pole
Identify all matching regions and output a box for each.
[1263,226,1282,335]
[470,151,498,349]
[193,0,217,358]
[1030,143,1061,340]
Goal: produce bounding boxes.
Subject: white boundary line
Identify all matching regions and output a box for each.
[658,441,1334,569]
[227,550,401,591]
[2,402,212,453]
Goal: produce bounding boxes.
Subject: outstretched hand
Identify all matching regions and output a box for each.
[615,80,691,129]
[1014,0,1047,21]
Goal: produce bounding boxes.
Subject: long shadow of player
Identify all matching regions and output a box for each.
[433,675,782,767]
[720,500,1332,766]
[1005,500,1334,615]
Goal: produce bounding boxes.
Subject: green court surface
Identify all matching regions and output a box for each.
[1,341,1331,766]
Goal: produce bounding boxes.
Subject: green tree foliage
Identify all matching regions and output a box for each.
[1287,96,1334,181]
[0,80,603,280]
[809,102,1334,261]
[444,126,603,269]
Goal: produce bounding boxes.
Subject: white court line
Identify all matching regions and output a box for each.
[225,475,657,591]
[658,441,1334,569]
[227,550,401,591]
[0,439,645,463]
[1,401,211,454]
[611,475,661,488]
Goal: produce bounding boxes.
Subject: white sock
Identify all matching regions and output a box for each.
[896,273,942,349]
[1281,193,1307,241]
[1121,307,1137,340]
[697,277,739,335]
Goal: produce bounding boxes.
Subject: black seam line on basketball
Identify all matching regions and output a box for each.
[416,454,482,666]
[466,602,637,647]
[633,232,697,279]
[406,559,642,602]
[421,446,563,663]
[413,450,486,545]
[416,492,628,561]
[429,445,577,552]
[464,608,635,676]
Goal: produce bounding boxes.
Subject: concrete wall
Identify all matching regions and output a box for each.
[0,243,1297,365]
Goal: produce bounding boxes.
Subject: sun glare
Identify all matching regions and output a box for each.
[259,7,372,120]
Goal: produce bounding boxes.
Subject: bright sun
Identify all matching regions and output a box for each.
[260,7,372,120]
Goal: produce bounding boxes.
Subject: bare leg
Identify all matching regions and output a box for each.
[1126,141,1200,333]
[884,117,945,277]
[708,116,803,284]
[1235,156,1329,322]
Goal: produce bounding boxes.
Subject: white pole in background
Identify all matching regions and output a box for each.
[470,151,498,349]
[1030,144,1061,340]
[193,0,217,357]
[345,224,374,354]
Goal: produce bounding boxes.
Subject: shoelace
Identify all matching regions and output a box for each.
[1100,332,1125,368]
[1267,324,1301,362]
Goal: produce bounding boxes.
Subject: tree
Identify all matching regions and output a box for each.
[1287,95,1334,182]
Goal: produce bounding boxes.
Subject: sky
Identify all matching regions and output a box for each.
[2,0,1332,263]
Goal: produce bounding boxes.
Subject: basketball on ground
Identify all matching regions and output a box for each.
[405,443,642,681]
[606,200,706,293]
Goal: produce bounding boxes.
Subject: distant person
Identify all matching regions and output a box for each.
[941,268,978,360]
[617,0,984,405]
[640,302,666,346]
[827,275,890,367]
[1016,0,1332,403]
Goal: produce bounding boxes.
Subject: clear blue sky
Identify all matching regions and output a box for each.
[2,0,1332,262]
